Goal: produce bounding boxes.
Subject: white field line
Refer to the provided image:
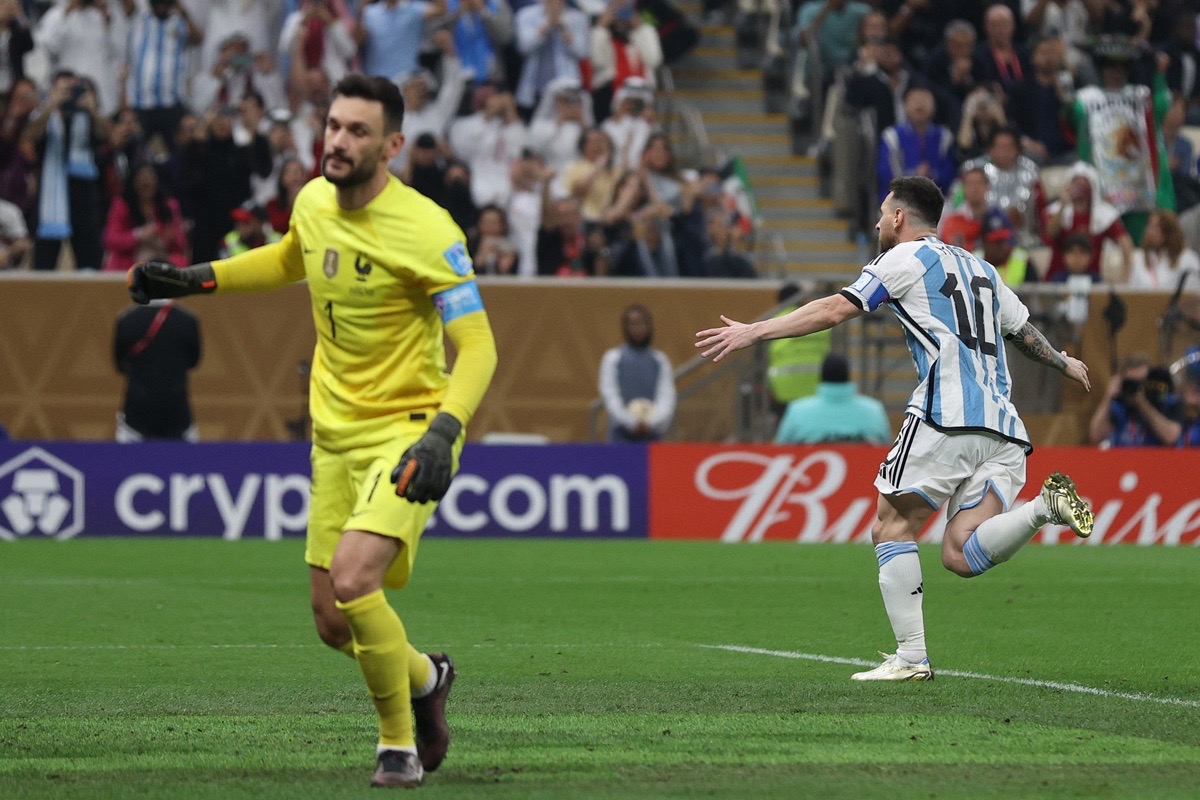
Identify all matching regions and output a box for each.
[701,644,1200,709]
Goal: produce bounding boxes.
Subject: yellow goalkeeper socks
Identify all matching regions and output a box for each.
[336,589,414,748]
[409,645,436,697]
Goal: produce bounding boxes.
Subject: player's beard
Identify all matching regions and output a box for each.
[322,148,379,188]
[877,224,898,253]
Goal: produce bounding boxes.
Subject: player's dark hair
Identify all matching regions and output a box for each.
[332,74,405,133]
[888,176,944,228]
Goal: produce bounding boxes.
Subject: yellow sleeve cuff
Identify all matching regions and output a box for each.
[440,311,498,427]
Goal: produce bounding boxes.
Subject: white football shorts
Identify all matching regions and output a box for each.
[874,413,1027,519]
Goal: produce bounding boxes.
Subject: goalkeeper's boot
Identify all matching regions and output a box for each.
[1041,472,1093,539]
[413,652,456,772]
[370,749,424,788]
[850,652,934,682]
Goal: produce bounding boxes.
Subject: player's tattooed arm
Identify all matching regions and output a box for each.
[1004,321,1068,371]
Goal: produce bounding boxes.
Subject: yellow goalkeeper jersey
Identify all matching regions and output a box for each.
[213,175,487,451]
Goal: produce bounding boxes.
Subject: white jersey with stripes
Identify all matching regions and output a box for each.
[840,235,1032,451]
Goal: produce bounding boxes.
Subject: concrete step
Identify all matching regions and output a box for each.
[672,75,761,92]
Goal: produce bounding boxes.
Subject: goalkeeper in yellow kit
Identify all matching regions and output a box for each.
[127,75,497,789]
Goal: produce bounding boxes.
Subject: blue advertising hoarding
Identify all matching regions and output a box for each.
[0,442,647,541]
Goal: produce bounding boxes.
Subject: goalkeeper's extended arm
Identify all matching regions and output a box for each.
[127,260,217,305]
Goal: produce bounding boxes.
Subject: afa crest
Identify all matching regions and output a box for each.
[323,249,339,279]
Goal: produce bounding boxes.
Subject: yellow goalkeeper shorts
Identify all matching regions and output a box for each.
[305,414,463,589]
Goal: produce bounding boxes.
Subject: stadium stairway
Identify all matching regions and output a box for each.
[666,9,862,279]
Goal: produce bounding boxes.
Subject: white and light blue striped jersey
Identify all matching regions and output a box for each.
[840,235,1032,450]
[126,13,190,111]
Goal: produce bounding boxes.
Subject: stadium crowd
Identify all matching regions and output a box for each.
[0,0,767,278]
[788,0,1200,289]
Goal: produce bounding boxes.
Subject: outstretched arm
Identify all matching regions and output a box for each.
[695,293,862,363]
[1004,320,1090,391]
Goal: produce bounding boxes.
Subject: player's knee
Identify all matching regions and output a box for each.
[329,565,377,604]
[311,605,351,649]
[941,549,975,578]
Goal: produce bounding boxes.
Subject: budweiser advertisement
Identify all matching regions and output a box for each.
[648,444,1200,545]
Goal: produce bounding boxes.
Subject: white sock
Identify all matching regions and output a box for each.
[377,744,418,756]
[965,497,1048,574]
[874,542,926,663]
[411,653,438,698]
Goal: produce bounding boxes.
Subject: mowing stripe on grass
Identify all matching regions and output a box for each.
[702,644,1200,709]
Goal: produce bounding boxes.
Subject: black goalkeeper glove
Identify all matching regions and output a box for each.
[392,412,462,504]
[127,260,217,305]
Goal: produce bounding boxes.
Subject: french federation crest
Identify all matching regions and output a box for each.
[323,248,339,279]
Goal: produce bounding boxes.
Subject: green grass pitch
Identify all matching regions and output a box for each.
[2,538,1199,799]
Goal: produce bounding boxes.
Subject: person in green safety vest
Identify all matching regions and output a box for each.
[975,208,1034,286]
[767,283,830,409]
[220,202,281,258]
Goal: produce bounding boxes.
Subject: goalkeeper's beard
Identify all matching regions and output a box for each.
[322,150,377,188]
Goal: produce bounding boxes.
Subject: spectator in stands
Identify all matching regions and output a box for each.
[157,112,200,222]
[184,105,271,263]
[793,0,870,77]
[1089,352,1180,447]
[974,4,1028,95]
[358,0,446,84]
[531,77,593,176]
[220,201,280,257]
[1043,161,1133,281]
[956,86,1008,160]
[102,161,187,272]
[507,148,550,277]
[976,207,1034,285]
[559,126,622,226]
[1007,34,1075,166]
[193,34,288,119]
[922,19,979,129]
[0,194,30,268]
[114,298,202,442]
[1175,372,1200,446]
[701,209,756,278]
[445,0,513,87]
[538,192,596,276]
[884,0,956,68]
[401,132,447,200]
[766,284,830,412]
[599,303,676,442]
[1128,209,1200,290]
[602,76,656,171]
[844,36,914,133]
[197,0,282,77]
[1069,40,1174,243]
[0,76,35,167]
[266,156,307,233]
[251,111,301,205]
[589,0,662,121]
[940,165,998,250]
[611,207,678,276]
[1161,97,1200,211]
[1161,12,1199,113]
[125,0,203,148]
[877,86,956,203]
[961,127,1044,247]
[36,0,132,117]
[26,72,109,271]
[514,0,590,119]
[468,203,520,275]
[442,158,481,233]
[448,84,529,207]
[599,168,653,249]
[0,0,34,103]
[287,66,332,172]
[100,108,143,206]
[280,0,357,86]
[1050,231,1096,283]
[389,30,470,171]
[0,78,37,229]
[1023,0,1089,51]
[775,352,890,445]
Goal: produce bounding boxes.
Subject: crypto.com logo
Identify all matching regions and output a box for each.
[0,447,85,541]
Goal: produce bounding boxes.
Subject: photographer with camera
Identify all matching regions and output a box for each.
[1089,352,1181,448]
[25,71,111,270]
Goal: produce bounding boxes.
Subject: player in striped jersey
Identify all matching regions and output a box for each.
[696,176,1094,681]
